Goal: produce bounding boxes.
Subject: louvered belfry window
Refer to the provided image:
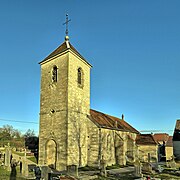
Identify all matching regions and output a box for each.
[78,68,82,85]
[52,66,57,82]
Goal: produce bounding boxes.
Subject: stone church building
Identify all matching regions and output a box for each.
[38,35,140,171]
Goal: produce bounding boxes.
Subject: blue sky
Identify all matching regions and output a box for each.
[0,0,180,135]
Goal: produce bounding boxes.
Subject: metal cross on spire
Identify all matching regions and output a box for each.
[63,14,71,36]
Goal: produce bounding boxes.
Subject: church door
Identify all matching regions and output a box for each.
[46,139,57,169]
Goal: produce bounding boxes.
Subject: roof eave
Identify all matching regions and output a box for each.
[39,48,70,65]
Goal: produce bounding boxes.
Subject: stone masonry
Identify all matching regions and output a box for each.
[38,35,139,171]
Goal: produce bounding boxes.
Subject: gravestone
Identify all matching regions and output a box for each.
[134,159,142,177]
[5,143,11,171]
[34,166,41,180]
[169,160,176,169]
[22,149,29,177]
[67,165,79,178]
[148,153,151,163]
[41,165,52,180]
[166,155,177,169]
[142,162,152,174]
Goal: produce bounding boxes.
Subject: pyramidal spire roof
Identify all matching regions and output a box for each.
[39,36,92,67]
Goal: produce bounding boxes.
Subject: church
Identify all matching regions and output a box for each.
[38,26,141,170]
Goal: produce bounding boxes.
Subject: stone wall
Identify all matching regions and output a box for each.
[87,120,100,166]
[39,47,91,170]
[173,141,180,160]
[166,146,173,160]
[67,51,91,167]
[138,145,158,162]
[86,124,138,167]
[39,53,69,170]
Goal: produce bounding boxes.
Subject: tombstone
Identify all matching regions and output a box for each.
[67,165,79,177]
[142,162,152,174]
[148,153,151,163]
[152,163,163,173]
[41,165,52,180]
[75,165,79,178]
[19,157,22,173]
[22,149,29,177]
[34,166,41,180]
[10,162,17,180]
[5,143,11,171]
[134,159,143,177]
[169,160,177,169]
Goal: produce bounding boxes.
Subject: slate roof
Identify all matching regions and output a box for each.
[175,120,180,131]
[153,133,169,143]
[166,136,173,147]
[39,40,92,67]
[173,120,180,141]
[136,134,157,145]
[88,109,139,134]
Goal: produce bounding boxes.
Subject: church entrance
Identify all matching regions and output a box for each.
[46,139,57,169]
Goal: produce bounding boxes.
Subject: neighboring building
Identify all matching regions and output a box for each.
[38,35,139,171]
[173,120,180,160]
[153,133,169,161]
[166,136,173,161]
[153,133,169,145]
[136,134,158,162]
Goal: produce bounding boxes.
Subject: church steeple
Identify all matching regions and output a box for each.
[39,17,92,170]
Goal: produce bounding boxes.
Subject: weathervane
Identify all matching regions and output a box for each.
[63,14,71,36]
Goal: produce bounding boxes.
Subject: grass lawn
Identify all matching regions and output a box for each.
[0,166,10,179]
[0,165,26,180]
[27,156,37,164]
[12,151,25,157]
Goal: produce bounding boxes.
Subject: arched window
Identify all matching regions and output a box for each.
[52,66,57,82]
[77,68,83,86]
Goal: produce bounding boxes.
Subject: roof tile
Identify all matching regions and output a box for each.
[166,136,173,147]
[89,109,139,134]
[136,134,157,145]
[153,133,169,143]
[39,41,92,67]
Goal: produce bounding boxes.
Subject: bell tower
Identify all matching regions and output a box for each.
[38,34,92,170]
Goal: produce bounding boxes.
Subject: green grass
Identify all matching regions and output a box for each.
[106,164,125,170]
[0,165,26,180]
[13,151,37,164]
[12,151,24,156]
[0,166,10,179]
[78,165,99,171]
[27,156,37,164]
[152,173,180,179]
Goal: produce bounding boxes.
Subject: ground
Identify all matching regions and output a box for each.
[1,163,180,180]
[0,165,26,180]
[1,148,180,179]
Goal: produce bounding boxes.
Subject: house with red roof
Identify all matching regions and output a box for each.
[153,133,173,161]
[153,133,169,145]
[173,120,180,160]
[136,134,158,162]
[166,136,173,160]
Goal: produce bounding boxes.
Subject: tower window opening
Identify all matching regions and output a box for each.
[52,66,58,82]
[77,68,83,87]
